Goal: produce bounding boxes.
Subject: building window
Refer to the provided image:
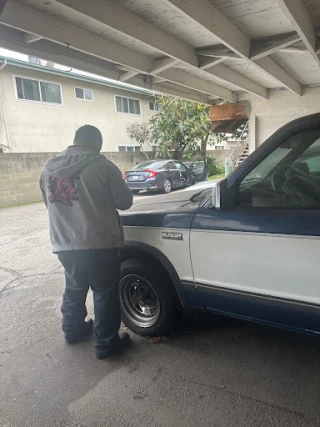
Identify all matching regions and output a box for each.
[115,96,140,115]
[118,145,141,152]
[15,77,62,104]
[40,81,62,104]
[75,87,93,101]
[149,101,160,111]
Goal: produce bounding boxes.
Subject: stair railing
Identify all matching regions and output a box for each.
[225,122,249,175]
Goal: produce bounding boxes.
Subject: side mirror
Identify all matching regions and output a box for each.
[211,182,221,209]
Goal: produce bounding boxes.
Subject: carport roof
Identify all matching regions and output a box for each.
[0,0,319,104]
[0,55,155,96]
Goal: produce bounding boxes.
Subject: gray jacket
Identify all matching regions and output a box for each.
[40,145,133,252]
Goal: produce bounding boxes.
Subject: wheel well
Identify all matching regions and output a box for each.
[120,245,186,308]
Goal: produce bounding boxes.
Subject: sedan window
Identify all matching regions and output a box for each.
[132,161,164,170]
[164,162,175,170]
[174,161,187,171]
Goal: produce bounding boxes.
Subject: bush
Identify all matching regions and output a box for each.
[206,156,224,177]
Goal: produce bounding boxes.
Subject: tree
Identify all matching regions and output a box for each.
[149,96,217,160]
[126,122,153,160]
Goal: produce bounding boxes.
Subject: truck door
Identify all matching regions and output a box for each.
[190,125,320,333]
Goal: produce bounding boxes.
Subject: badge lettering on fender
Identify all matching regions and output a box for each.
[162,231,183,241]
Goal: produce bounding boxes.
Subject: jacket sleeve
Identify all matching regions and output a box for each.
[39,171,48,208]
[106,160,133,210]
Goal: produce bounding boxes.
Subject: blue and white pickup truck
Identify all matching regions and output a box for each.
[119,113,320,337]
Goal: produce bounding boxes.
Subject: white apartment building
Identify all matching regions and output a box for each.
[0,55,157,153]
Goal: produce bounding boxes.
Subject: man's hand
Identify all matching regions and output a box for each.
[106,160,133,210]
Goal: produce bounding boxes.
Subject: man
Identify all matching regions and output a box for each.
[40,125,133,359]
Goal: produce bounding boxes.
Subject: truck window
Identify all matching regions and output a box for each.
[238,130,320,208]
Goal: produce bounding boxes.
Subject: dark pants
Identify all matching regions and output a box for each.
[57,249,121,351]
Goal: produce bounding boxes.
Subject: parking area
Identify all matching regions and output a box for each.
[0,202,320,427]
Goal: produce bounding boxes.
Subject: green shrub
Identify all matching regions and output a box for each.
[206,156,225,177]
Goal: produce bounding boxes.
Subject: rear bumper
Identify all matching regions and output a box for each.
[126,179,159,191]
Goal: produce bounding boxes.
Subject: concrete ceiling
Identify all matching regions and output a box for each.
[0,0,319,104]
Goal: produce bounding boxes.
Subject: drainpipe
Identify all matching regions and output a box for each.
[0,59,12,151]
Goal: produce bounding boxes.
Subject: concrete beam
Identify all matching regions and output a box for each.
[198,57,226,70]
[0,0,235,101]
[196,46,239,59]
[119,71,139,82]
[0,26,215,104]
[168,0,302,95]
[150,58,180,74]
[0,0,153,73]
[278,0,320,65]
[284,44,312,54]
[166,0,250,58]
[116,65,131,72]
[23,33,43,44]
[206,64,268,99]
[152,77,168,84]
[168,59,268,98]
[255,57,302,96]
[0,28,129,82]
[157,68,236,101]
[154,82,215,105]
[250,32,301,60]
[57,0,198,67]
[130,65,233,101]
[0,0,300,98]
[0,0,8,15]
[196,33,302,60]
[57,0,268,98]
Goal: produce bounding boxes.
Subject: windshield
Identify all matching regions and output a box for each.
[241,131,320,185]
[132,161,164,170]
[242,146,293,183]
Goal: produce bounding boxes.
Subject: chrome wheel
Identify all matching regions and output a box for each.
[163,179,172,193]
[119,274,160,328]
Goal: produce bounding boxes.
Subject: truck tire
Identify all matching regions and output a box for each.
[119,259,180,336]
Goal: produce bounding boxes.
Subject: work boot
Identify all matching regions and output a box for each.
[64,319,93,344]
[95,332,131,359]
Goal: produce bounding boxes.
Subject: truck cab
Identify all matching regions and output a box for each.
[119,113,320,338]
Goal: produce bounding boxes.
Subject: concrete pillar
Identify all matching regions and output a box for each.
[240,87,320,150]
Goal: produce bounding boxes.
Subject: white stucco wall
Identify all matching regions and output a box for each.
[240,87,320,150]
[0,65,156,152]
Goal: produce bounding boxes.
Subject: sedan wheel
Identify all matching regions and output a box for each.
[162,179,172,194]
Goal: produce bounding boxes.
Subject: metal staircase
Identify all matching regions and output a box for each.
[235,141,250,166]
[227,122,250,172]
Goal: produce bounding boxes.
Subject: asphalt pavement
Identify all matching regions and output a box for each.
[0,202,320,427]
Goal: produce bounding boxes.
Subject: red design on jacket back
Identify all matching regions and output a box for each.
[48,176,79,206]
